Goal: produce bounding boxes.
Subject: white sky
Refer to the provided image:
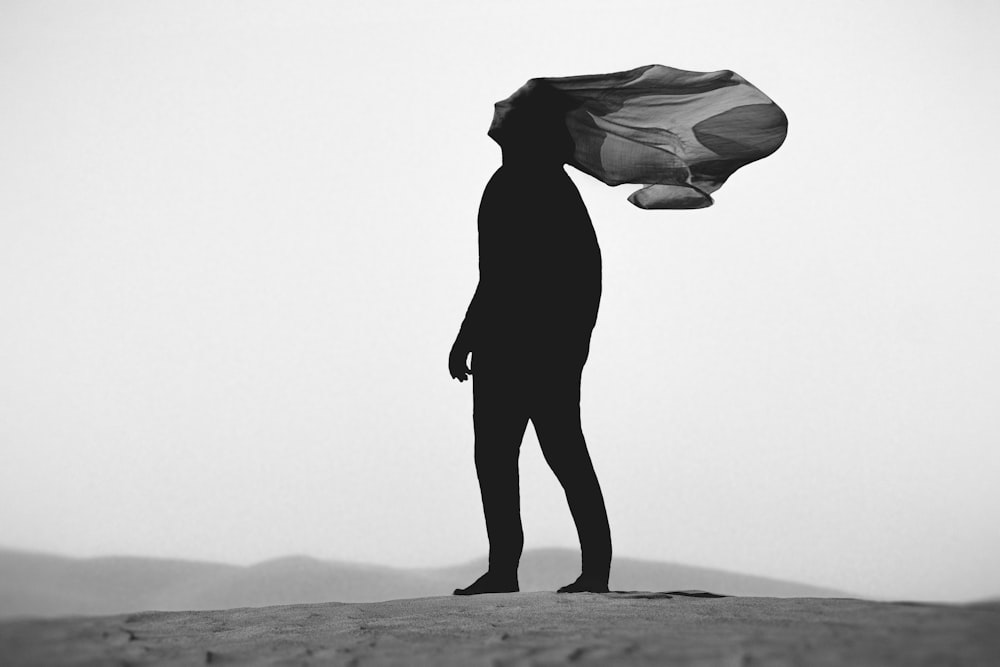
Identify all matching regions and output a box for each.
[1,0,998,603]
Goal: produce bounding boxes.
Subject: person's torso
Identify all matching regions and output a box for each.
[476,165,602,351]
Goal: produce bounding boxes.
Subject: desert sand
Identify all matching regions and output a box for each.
[2,592,998,666]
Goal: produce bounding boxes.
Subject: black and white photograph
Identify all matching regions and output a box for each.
[1,1,998,664]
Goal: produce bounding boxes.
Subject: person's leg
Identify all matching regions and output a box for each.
[531,360,612,593]
[454,362,530,595]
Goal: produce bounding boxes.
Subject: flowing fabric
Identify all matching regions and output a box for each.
[488,65,788,209]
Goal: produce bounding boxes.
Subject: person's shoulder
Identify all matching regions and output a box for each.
[481,166,511,196]
[487,165,509,183]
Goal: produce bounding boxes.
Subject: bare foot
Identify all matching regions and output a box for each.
[453,571,519,596]
[557,575,609,593]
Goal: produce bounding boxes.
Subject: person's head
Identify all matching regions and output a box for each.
[488,80,576,167]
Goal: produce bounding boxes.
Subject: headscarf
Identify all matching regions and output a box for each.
[488,65,788,209]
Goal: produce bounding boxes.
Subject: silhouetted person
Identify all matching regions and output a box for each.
[449,83,612,595]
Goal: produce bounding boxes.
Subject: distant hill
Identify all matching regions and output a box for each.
[0,547,846,619]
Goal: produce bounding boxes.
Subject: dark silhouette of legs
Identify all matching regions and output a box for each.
[475,400,529,582]
[533,364,612,593]
[454,347,611,596]
[454,359,529,595]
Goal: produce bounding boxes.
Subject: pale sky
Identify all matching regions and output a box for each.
[1,0,998,603]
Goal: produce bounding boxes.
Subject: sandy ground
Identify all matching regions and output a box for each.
[1,592,998,666]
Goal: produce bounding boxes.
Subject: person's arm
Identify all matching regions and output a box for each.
[449,282,481,382]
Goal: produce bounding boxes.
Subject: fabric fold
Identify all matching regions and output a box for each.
[488,65,788,209]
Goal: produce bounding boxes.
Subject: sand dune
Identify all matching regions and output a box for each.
[2,592,997,666]
[0,547,845,619]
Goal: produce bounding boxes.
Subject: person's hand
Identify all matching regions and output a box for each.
[449,341,472,382]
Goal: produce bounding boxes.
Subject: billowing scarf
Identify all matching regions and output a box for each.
[488,65,788,209]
